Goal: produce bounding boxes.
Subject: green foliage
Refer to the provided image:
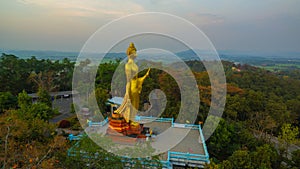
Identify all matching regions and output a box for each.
[291,149,300,168]
[1,55,300,168]
[18,90,32,109]
[224,95,245,121]
[227,149,253,169]
[37,87,52,108]
[158,72,180,118]
[207,119,235,159]
[278,123,299,159]
[265,96,291,130]
[95,87,109,114]
[0,111,67,168]
[28,103,54,121]
[0,91,17,113]
[208,119,263,161]
[65,135,162,168]
[68,116,82,130]
[16,90,54,121]
[15,102,53,121]
[219,145,278,169]
[77,136,122,168]
[96,61,120,90]
[244,90,265,118]
[286,99,300,124]
[0,54,74,94]
[2,110,56,143]
[0,54,27,94]
[279,123,299,145]
[70,103,76,114]
[251,144,278,169]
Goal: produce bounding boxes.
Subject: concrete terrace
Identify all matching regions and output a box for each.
[73,116,209,168]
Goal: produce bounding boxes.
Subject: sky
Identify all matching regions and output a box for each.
[0,0,300,54]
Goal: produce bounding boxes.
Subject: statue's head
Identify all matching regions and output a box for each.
[127,42,137,59]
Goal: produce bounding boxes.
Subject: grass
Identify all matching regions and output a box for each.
[259,63,300,71]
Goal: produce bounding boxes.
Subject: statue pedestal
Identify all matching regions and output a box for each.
[107,117,129,135]
[106,113,148,144]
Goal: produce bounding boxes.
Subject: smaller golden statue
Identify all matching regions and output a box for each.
[114,42,150,127]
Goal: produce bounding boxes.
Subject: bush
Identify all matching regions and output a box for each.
[59,120,71,128]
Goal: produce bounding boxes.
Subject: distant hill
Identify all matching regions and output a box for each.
[0,50,79,61]
[176,49,300,66]
[1,49,300,67]
[0,49,127,62]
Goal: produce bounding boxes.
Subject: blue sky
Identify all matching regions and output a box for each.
[0,0,299,53]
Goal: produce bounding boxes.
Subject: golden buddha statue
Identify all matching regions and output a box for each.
[114,42,150,126]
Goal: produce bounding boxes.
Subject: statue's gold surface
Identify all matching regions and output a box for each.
[115,43,150,125]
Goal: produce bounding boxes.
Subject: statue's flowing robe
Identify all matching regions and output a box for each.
[114,62,148,123]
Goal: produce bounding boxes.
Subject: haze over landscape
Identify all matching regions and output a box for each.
[1,0,300,54]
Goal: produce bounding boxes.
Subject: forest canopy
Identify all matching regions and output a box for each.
[0,53,299,168]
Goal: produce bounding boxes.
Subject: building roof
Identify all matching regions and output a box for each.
[107,97,124,105]
[28,90,78,98]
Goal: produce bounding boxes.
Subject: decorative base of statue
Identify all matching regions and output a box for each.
[106,112,149,144]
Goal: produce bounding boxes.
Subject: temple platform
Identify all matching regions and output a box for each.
[70,116,209,168]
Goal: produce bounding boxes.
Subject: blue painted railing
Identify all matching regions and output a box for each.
[199,126,209,159]
[135,116,174,123]
[68,116,210,167]
[168,124,210,164]
[68,134,83,141]
[160,160,172,169]
[88,116,174,127]
[67,141,79,157]
[172,123,199,129]
[169,151,209,163]
[68,144,172,169]
[88,117,109,127]
[121,157,172,169]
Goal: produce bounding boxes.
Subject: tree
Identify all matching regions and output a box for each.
[158,72,180,118]
[278,123,299,158]
[0,111,65,168]
[37,87,52,108]
[0,54,28,94]
[18,90,32,109]
[65,135,123,168]
[286,99,300,125]
[0,91,17,113]
[207,119,235,160]
[95,87,109,115]
[248,111,276,141]
[204,159,221,169]
[232,122,260,152]
[28,71,59,92]
[27,103,54,121]
[219,145,278,169]
[65,135,162,168]
[265,99,291,131]
[291,149,300,168]
[96,61,119,90]
[251,144,278,169]
[224,95,243,121]
[70,103,76,114]
[245,90,265,118]
[227,149,253,169]
[16,90,53,121]
[219,160,233,169]
[57,58,74,91]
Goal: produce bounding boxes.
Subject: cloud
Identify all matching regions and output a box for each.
[186,13,224,26]
[17,0,145,18]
